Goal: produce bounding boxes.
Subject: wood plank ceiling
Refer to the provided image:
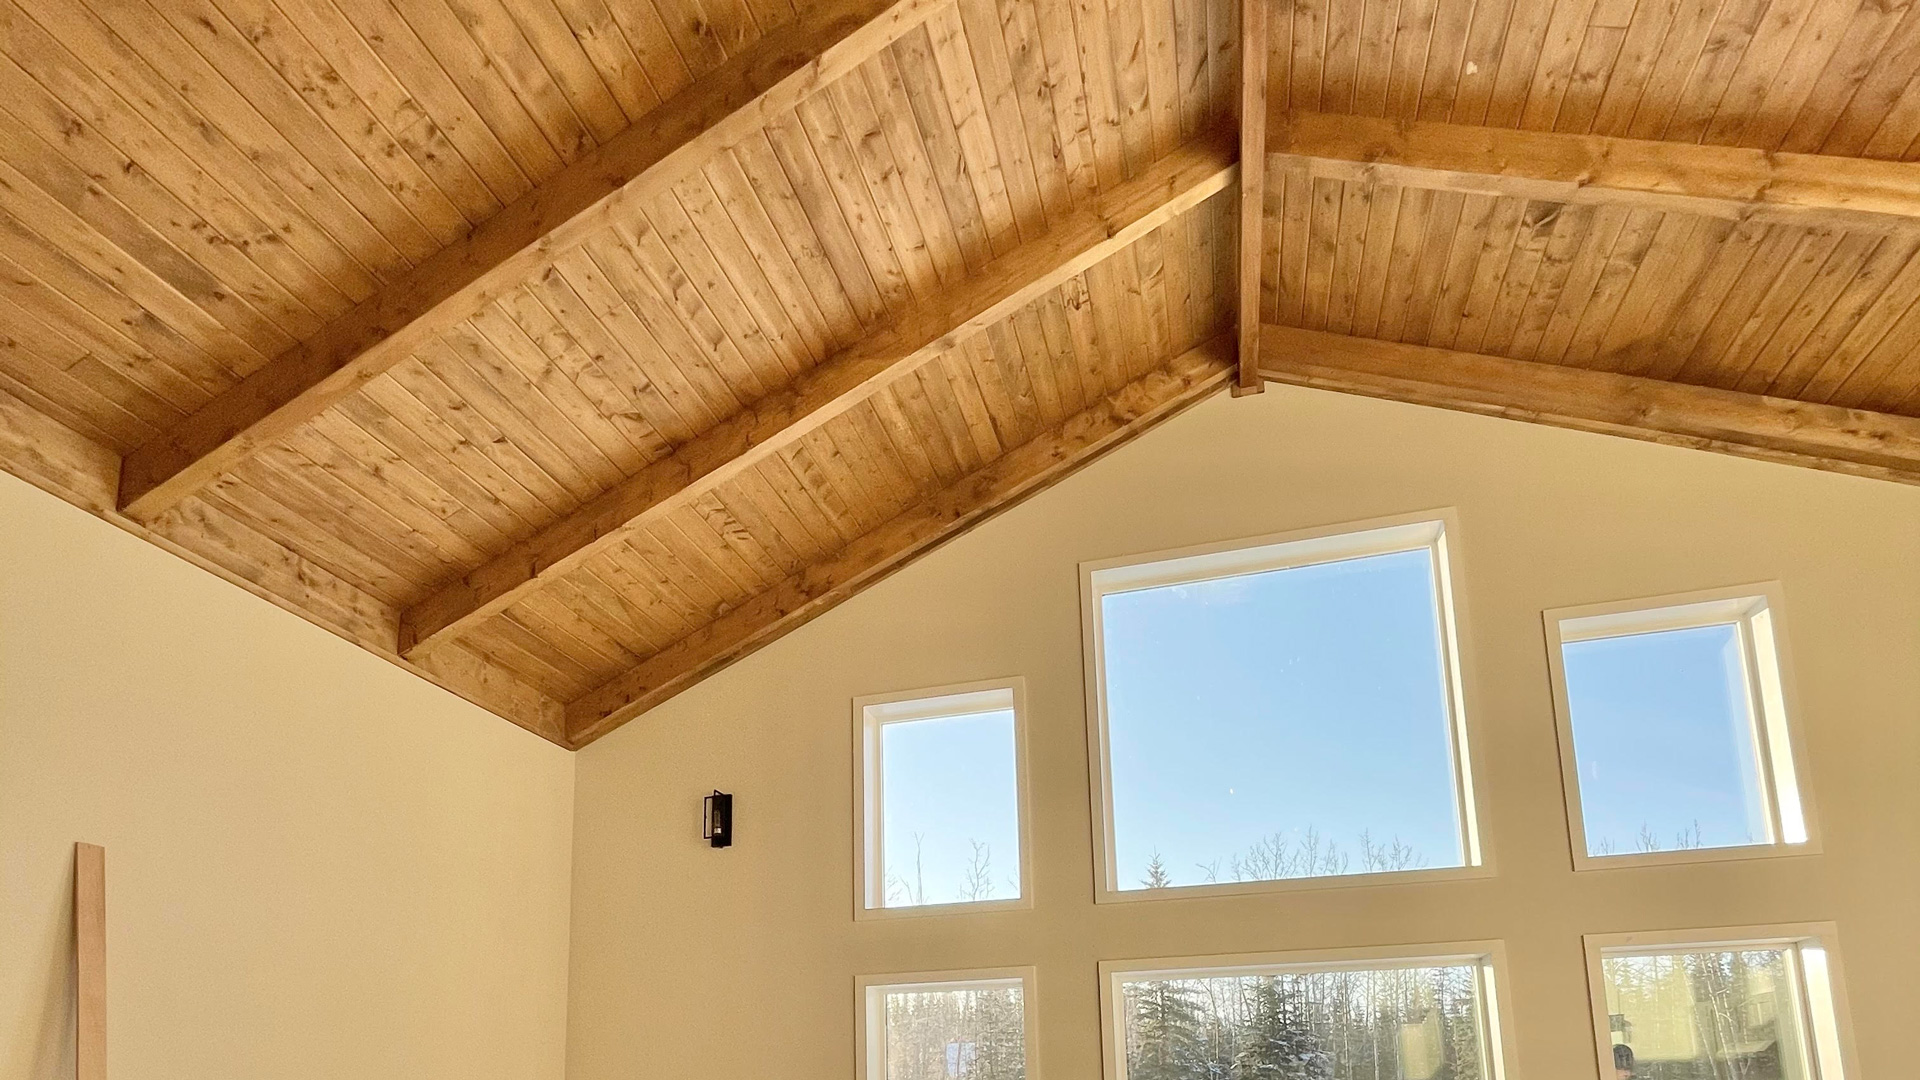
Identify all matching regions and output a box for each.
[0,0,1917,748]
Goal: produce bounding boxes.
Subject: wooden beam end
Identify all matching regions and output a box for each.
[116,445,196,522]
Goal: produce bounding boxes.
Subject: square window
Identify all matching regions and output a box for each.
[859,970,1035,1080]
[1587,927,1853,1080]
[1546,586,1814,867]
[856,681,1031,915]
[1082,515,1482,897]
[1102,945,1512,1080]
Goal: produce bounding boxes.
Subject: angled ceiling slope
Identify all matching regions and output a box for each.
[1,0,1917,748]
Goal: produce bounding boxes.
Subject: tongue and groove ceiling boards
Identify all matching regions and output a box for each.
[0,0,1241,745]
[1247,0,1920,482]
[0,0,1916,749]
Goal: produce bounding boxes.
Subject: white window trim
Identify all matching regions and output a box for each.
[853,678,1035,920]
[1099,941,1517,1080]
[1079,509,1491,903]
[1584,923,1857,1080]
[857,966,1041,1080]
[1543,582,1821,872]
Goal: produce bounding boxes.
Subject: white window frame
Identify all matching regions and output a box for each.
[853,678,1034,920]
[1099,941,1517,1080]
[857,967,1040,1080]
[1079,510,1489,902]
[1584,923,1856,1080]
[1544,583,1820,871]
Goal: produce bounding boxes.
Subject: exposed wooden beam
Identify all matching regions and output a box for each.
[1232,0,1267,396]
[75,842,105,1080]
[115,0,949,520]
[1268,112,1920,233]
[399,133,1239,657]
[567,334,1236,747]
[1257,325,1920,486]
[0,388,566,744]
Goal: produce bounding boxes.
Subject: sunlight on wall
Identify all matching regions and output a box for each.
[564,386,1920,1080]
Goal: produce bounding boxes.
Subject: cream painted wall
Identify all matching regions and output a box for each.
[565,386,1920,1079]
[0,473,576,1080]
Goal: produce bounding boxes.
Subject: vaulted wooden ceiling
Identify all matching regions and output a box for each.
[1,0,1917,748]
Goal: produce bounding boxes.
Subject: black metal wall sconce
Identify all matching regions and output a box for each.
[703,790,733,848]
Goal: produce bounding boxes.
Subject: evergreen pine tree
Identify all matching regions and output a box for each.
[1233,976,1327,1080]
[1128,979,1207,1080]
[1439,967,1483,1080]
[968,986,1026,1080]
[1143,852,1175,889]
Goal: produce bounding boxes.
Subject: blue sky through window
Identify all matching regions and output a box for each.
[1563,623,1767,855]
[881,709,1021,906]
[1100,547,1465,888]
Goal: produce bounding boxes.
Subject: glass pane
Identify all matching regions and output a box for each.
[881,710,1020,906]
[1119,963,1490,1080]
[882,984,1027,1080]
[1563,624,1769,856]
[1102,548,1465,889]
[1601,949,1811,1080]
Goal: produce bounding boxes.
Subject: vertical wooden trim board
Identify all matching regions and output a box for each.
[75,842,106,1080]
[1233,0,1267,395]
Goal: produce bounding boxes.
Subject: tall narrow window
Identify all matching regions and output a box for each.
[1103,945,1512,1080]
[1082,514,1482,898]
[1587,927,1853,1080]
[856,681,1031,916]
[859,970,1035,1080]
[1546,586,1814,868]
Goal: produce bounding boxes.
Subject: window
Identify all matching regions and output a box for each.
[1101,945,1512,1080]
[856,680,1031,916]
[1586,926,1853,1080]
[1082,514,1482,898]
[1546,585,1814,867]
[859,970,1036,1080]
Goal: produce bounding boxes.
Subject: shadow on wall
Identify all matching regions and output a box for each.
[5,851,78,1080]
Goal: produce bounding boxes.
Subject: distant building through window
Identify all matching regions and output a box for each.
[1588,927,1851,1080]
